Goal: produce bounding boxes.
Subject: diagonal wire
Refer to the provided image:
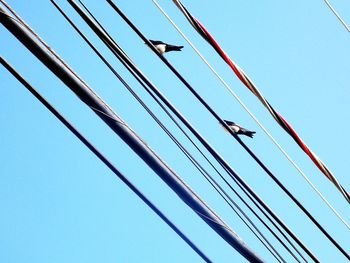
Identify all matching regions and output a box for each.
[50,1,287,260]
[150,0,350,233]
[151,0,350,238]
[0,4,264,260]
[0,56,212,263]
[0,6,290,262]
[170,0,350,205]
[75,0,319,261]
[74,1,315,261]
[107,0,350,260]
[324,0,350,32]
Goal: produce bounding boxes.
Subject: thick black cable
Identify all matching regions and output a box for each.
[106,0,350,261]
[0,56,212,263]
[65,1,316,262]
[0,5,266,262]
[49,2,284,261]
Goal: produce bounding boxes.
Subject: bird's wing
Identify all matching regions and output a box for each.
[151,40,164,45]
[223,120,235,126]
[239,127,249,133]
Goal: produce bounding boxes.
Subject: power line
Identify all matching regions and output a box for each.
[68,1,318,261]
[0,5,263,262]
[151,0,350,233]
[49,1,284,260]
[0,55,212,263]
[170,0,350,205]
[72,1,308,261]
[55,2,294,261]
[105,1,320,261]
[69,2,304,261]
[324,0,350,32]
[106,0,350,260]
[72,2,311,260]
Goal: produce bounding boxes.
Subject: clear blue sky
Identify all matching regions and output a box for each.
[1,0,349,262]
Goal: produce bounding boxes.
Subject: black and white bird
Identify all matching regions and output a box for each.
[149,40,184,55]
[223,120,256,138]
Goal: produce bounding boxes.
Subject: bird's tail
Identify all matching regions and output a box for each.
[245,131,256,138]
[167,45,184,52]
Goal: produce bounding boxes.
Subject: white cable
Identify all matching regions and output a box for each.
[324,0,350,32]
[151,0,350,231]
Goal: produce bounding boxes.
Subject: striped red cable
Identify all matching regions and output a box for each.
[173,0,350,203]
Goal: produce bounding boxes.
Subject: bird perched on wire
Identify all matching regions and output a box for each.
[149,40,184,55]
[223,120,256,138]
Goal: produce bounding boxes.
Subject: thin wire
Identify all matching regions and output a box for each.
[82,1,318,260]
[0,56,212,263]
[50,1,286,260]
[0,0,118,125]
[73,2,313,261]
[152,0,350,255]
[111,0,350,259]
[150,0,350,233]
[0,0,89,92]
[324,0,350,32]
[108,0,350,260]
[171,0,350,205]
[108,1,350,261]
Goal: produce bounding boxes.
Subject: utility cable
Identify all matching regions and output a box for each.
[70,0,319,261]
[0,56,212,263]
[50,2,285,260]
[106,0,350,260]
[71,4,308,261]
[170,0,350,204]
[73,2,309,262]
[324,0,350,32]
[151,0,350,233]
[0,5,264,262]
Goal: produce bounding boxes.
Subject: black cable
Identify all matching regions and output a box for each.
[0,56,212,263]
[69,0,305,260]
[64,1,301,261]
[106,0,350,261]
[69,2,305,261]
[0,6,266,261]
[50,2,285,261]
[66,1,315,262]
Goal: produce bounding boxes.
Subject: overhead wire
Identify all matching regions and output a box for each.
[105,0,350,260]
[2,1,348,262]
[151,0,350,233]
[59,2,303,260]
[49,1,285,260]
[72,2,308,262]
[170,0,350,205]
[0,4,264,262]
[324,0,350,32]
[69,1,320,261]
[0,56,212,263]
[0,0,92,95]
